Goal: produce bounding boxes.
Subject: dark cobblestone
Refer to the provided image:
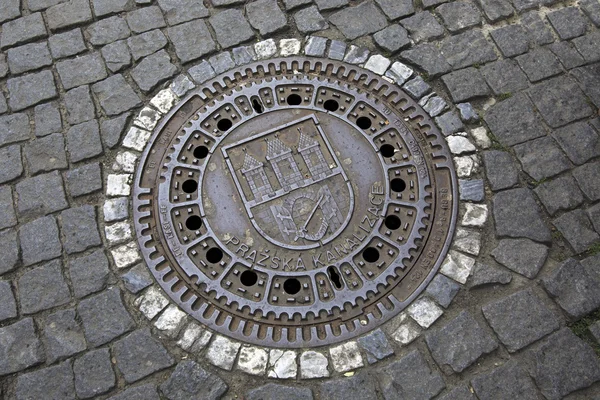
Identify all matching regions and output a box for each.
[0,145,23,184]
[16,170,67,217]
[378,350,445,399]
[66,120,103,163]
[74,348,116,398]
[320,373,378,400]
[102,40,132,72]
[554,209,599,254]
[400,12,444,43]
[493,188,551,242]
[0,318,45,375]
[470,262,513,288]
[66,162,103,197]
[114,329,175,383]
[57,53,108,90]
[126,6,166,33]
[24,133,67,175]
[329,1,388,40]
[294,6,329,33]
[572,63,600,108]
[0,13,47,49]
[548,41,586,69]
[34,102,62,137]
[131,50,177,92]
[554,121,600,166]
[425,273,461,307]
[484,93,545,146]
[514,136,571,181]
[0,187,17,230]
[79,288,135,347]
[573,160,600,201]
[528,328,600,399]
[479,0,514,22]
[436,1,481,32]
[19,216,63,266]
[534,174,584,216]
[7,70,57,111]
[69,249,109,298]
[157,0,209,25]
[483,289,559,352]
[516,48,563,82]
[438,386,476,400]
[44,308,87,363]
[92,75,142,116]
[435,112,464,135]
[459,179,485,201]
[374,24,410,53]
[46,0,93,31]
[357,329,394,364]
[7,42,53,75]
[401,43,451,77]
[547,7,588,40]
[48,29,87,59]
[247,383,313,400]
[209,9,255,49]
[441,67,490,102]
[471,361,541,399]
[588,204,600,235]
[328,40,346,61]
[572,31,600,63]
[491,238,548,278]
[441,30,497,69]
[121,263,153,293]
[168,19,217,64]
[19,259,70,313]
[480,59,529,95]
[64,86,96,125]
[581,0,600,26]
[426,311,498,373]
[490,25,530,57]
[522,11,555,45]
[127,29,167,61]
[161,360,228,400]
[0,281,17,322]
[109,384,160,400]
[0,230,19,275]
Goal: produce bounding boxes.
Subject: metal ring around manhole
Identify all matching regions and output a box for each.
[133,57,458,347]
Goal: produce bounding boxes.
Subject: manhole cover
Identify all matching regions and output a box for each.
[133,58,458,347]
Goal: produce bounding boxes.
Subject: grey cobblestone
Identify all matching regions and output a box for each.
[320,373,378,400]
[247,0,287,35]
[573,160,600,201]
[479,0,514,22]
[57,53,108,90]
[24,133,68,175]
[401,43,451,77]
[493,188,551,242]
[108,384,160,400]
[329,1,388,40]
[87,16,131,46]
[0,13,47,49]
[547,7,587,40]
[553,120,600,165]
[0,318,45,375]
[61,205,101,254]
[66,162,103,197]
[127,29,167,61]
[19,259,70,313]
[0,0,20,24]
[247,383,313,400]
[157,0,209,25]
[378,350,445,399]
[126,6,166,33]
[131,50,177,92]
[0,145,23,184]
[0,112,29,146]
[436,1,481,33]
[7,42,53,75]
[46,0,93,31]
[0,281,17,322]
[480,59,528,95]
[441,67,490,102]
[92,0,132,17]
[295,6,329,34]
[400,12,445,43]
[64,86,96,125]
[34,102,62,137]
[376,0,415,19]
[168,19,216,64]
[548,41,586,69]
[491,238,548,278]
[69,249,110,298]
[441,30,497,69]
[514,136,570,181]
[16,360,75,399]
[516,48,562,82]
[581,0,600,26]
[490,25,530,57]
[209,9,255,49]
[522,11,555,45]
[16,170,67,217]
[44,308,87,363]
[484,93,545,146]
[102,40,132,72]
[48,29,87,59]
[554,209,599,254]
[534,174,584,216]
[7,70,58,111]
[79,288,135,347]
[74,348,116,398]
[92,75,142,116]
[19,216,63,266]
[374,24,410,53]
[0,230,19,276]
[121,263,153,293]
[161,360,228,400]
[471,361,540,399]
[67,120,103,163]
[0,187,17,230]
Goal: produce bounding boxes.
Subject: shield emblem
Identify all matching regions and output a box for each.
[222,114,354,250]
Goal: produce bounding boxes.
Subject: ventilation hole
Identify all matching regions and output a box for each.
[206,247,223,264]
[217,118,232,132]
[283,278,301,295]
[193,145,209,159]
[181,179,198,193]
[363,247,380,263]
[356,116,372,129]
[252,97,264,113]
[185,215,202,230]
[287,94,302,105]
[323,99,339,112]
[391,178,407,193]
[384,215,401,230]
[327,266,343,289]
[240,270,258,286]
[380,144,395,158]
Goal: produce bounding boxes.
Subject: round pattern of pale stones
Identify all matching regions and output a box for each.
[102,36,491,379]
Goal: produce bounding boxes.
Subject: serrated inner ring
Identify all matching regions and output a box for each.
[133,58,458,348]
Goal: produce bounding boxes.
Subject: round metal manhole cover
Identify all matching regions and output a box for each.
[133,58,458,348]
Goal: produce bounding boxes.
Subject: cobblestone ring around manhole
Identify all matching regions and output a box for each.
[133,58,458,348]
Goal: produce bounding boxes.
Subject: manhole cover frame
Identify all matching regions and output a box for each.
[132,57,459,348]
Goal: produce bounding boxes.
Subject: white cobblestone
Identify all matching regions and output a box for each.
[440,250,476,284]
[407,297,444,328]
[471,127,491,149]
[191,329,213,352]
[447,135,477,155]
[104,221,132,245]
[206,335,241,371]
[300,351,330,379]
[385,61,413,85]
[110,241,140,269]
[364,54,391,75]
[454,155,479,178]
[170,74,195,98]
[279,39,301,56]
[106,174,131,196]
[134,107,161,131]
[122,127,151,152]
[392,319,421,345]
[154,305,187,337]
[268,349,297,379]
[237,346,268,376]
[103,197,129,222]
[112,151,138,173]
[462,203,488,227]
[329,341,364,373]
[150,88,178,113]
[255,39,277,60]
[135,286,169,319]
[452,227,481,256]
[177,323,204,351]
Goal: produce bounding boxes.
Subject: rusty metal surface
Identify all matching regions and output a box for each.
[133,58,458,347]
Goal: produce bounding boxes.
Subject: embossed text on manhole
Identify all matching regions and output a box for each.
[133,58,458,347]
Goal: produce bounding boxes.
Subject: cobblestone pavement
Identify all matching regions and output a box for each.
[1,0,600,399]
